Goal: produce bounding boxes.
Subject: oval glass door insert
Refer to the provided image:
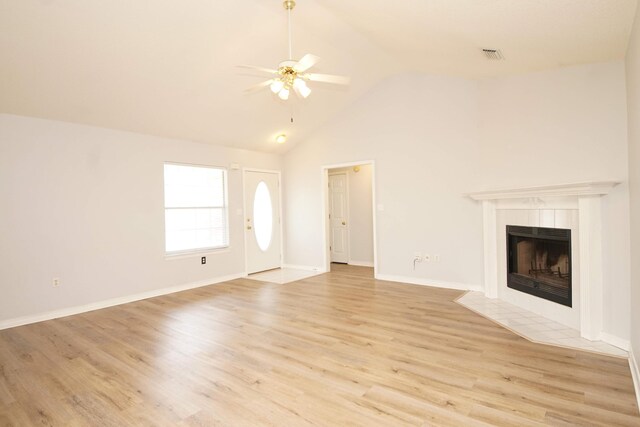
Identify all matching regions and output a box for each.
[253,181,273,251]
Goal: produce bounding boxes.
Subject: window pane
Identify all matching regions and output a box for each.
[164,164,225,208]
[253,181,273,252]
[165,208,227,252]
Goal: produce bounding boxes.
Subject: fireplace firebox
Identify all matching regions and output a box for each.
[507,225,572,307]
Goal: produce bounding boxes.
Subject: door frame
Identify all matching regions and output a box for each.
[321,160,377,276]
[242,168,283,275]
[328,171,350,263]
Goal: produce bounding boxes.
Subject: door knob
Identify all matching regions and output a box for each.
[342,221,346,225]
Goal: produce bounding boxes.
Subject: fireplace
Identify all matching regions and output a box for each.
[507,225,572,307]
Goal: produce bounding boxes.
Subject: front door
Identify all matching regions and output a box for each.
[245,170,281,274]
[329,173,349,263]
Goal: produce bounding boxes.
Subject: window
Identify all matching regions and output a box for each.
[253,181,273,251]
[164,163,228,254]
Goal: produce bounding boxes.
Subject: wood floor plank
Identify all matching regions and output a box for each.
[0,264,638,425]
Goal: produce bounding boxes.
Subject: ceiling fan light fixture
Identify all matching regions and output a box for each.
[293,77,304,88]
[278,88,290,100]
[298,85,311,98]
[276,134,287,144]
[294,78,311,98]
[270,80,284,93]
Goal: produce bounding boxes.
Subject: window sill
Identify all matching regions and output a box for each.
[165,247,230,261]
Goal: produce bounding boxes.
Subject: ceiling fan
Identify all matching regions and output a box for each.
[239,0,350,101]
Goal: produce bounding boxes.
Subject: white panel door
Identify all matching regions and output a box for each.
[329,173,349,263]
[245,171,281,274]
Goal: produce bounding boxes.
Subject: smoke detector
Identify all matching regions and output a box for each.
[482,49,504,60]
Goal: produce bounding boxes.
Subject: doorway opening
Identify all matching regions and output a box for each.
[322,161,377,275]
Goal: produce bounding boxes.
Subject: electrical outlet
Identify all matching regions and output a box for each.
[413,252,423,262]
[52,278,60,287]
[201,256,206,265]
[423,254,431,262]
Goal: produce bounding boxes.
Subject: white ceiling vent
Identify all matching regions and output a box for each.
[482,49,504,60]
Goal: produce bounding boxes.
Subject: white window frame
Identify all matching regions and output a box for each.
[163,162,230,256]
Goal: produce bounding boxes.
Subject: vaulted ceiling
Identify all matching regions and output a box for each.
[1,0,637,152]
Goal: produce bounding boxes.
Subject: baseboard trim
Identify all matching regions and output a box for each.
[630,346,640,413]
[0,272,245,331]
[599,332,630,351]
[282,264,325,272]
[375,273,482,292]
[348,260,374,267]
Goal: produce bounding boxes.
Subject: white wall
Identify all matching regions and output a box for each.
[478,61,631,342]
[330,165,374,265]
[626,4,640,378]
[284,62,631,342]
[284,73,484,289]
[0,114,280,324]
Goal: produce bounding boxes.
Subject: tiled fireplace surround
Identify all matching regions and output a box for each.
[465,181,626,355]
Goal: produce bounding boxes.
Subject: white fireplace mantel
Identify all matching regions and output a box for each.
[468,181,620,342]
[467,181,620,201]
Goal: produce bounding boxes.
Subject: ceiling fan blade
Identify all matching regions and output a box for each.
[294,54,320,72]
[244,80,274,94]
[237,65,278,75]
[305,73,350,85]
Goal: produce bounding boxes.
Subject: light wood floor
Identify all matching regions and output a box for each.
[0,264,638,426]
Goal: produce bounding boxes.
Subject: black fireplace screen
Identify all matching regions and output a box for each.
[507,225,572,307]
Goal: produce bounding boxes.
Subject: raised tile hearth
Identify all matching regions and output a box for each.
[457,291,627,357]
